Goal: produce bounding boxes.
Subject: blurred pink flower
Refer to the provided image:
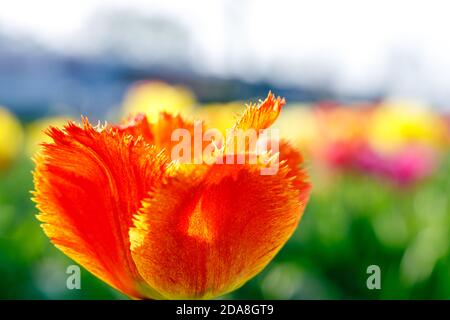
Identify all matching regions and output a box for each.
[355,145,436,185]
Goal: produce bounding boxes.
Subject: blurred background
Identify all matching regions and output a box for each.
[1,0,450,299]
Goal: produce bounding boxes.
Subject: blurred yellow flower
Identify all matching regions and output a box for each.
[273,104,318,154]
[445,115,450,147]
[368,100,448,154]
[122,81,197,122]
[0,106,23,170]
[195,101,244,133]
[25,117,69,157]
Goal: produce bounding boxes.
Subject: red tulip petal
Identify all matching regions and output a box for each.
[130,157,310,299]
[114,112,206,164]
[115,113,154,142]
[279,140,312,203]
[33,118,168,298]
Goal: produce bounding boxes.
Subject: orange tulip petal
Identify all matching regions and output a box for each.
[152,112,198,151]
[232,91,285,131]
[279,140,312,203]
[114,112,204,163]
[115,113,154,143]
[130,157,309,299]
[33,118,168,298]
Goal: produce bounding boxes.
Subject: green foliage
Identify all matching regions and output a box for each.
[1,154,449,299]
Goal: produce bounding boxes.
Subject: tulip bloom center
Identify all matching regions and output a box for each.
[171,120,280,175]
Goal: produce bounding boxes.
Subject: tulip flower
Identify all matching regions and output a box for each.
[32,92,311,299]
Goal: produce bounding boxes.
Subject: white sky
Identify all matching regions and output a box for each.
[1,0,450,107]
